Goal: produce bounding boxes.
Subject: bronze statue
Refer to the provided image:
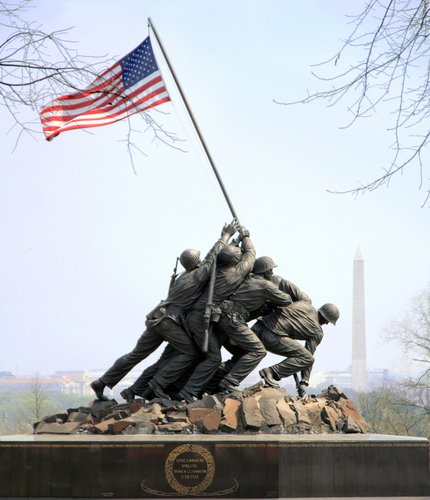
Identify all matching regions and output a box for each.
[95,237,340,403]
[90,219,240,401]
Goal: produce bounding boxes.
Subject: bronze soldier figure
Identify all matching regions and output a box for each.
[253,300,340,396]
[205,255,309,394]
[90,219,239,401]
[176,226,256,403]
[211,258,293,394]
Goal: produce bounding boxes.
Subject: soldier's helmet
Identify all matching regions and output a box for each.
[179,249,201,271]
[253,256,277,274]
[318,303,340,325]
[217,244,242,267]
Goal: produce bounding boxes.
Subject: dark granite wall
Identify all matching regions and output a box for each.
[0,436,428,498]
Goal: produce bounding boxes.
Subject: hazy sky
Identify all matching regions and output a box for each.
[1,1,429,380]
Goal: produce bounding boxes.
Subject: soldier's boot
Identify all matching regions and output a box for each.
[90,379,108,401]
[120,387,136,403]
[138,386,155,400]
[177,388,196,404]
[218,379,242,394]
[259,367,280,388]
[148,379,170,400]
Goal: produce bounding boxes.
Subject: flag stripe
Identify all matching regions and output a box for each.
[43,96,171,140]
[42,88,169,134]
[40,67,123,111]
[39,37,170,140]
[41,72,123,111]
[40,89,169,136]
[41,73,163,121]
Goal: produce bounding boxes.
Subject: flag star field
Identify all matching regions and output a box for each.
[121,38,159,89]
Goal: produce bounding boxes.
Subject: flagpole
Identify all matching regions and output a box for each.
[148,18,239,221]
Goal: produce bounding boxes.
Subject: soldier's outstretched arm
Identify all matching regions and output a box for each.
[196,219,240,281]
[272,275,312,303]
[235,226,256,276]
[265,281,293,308]
[305,334,323,357]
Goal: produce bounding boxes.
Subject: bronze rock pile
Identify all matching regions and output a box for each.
[33,384,370,436]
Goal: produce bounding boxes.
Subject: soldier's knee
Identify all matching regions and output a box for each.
[303,351,314,367]
[206,350,222,365]
[256,345,267,360]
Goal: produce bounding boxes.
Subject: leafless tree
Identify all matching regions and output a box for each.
[385,286,430,403]
[0,0,179,164]
[355,286,430,439]
[17,375,57,433]
[276,1,430,206]
[24,375,52,421]
[357,386,430,437]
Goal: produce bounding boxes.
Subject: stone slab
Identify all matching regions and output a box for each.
[0,434,428,498]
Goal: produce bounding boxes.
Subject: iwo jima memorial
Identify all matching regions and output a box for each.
[1,18,429,500]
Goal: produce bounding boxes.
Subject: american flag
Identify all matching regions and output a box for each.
[40,37,170,141]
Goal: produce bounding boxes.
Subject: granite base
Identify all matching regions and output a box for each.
[0,434,428,498]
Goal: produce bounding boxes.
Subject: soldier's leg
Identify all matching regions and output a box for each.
[150,318,200,388]
[202,362,229,395]
[178,310,223,400]
[258,325,314,380]
[219,314,266,388]
[203,339,244,392]
[167,351,205,397]
[92,328,163,398]
[128,344,176,397]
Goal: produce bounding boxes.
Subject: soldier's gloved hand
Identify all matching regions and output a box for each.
[297,381,308,398]
[222,218,240,237]
[239,225,250,238]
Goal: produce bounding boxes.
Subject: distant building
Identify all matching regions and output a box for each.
[307,368,396,394]
[0,369,146,400]
[310,371,353,391]
[0,376,71,393]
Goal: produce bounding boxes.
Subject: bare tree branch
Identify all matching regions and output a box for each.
[276,0,430,206]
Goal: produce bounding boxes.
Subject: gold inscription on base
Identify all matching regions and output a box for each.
[140,443,238,496]
[164,444,215,495]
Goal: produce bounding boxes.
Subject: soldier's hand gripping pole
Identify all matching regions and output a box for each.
[202,260,217,353]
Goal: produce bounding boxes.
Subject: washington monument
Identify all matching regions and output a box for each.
[352,247,368,392]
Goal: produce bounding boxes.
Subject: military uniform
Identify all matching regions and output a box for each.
[252,300,323,384]
[215,274,293,388]
[179,236,256,398]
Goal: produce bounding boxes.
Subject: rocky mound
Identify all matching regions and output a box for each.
[33,384,370,436]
